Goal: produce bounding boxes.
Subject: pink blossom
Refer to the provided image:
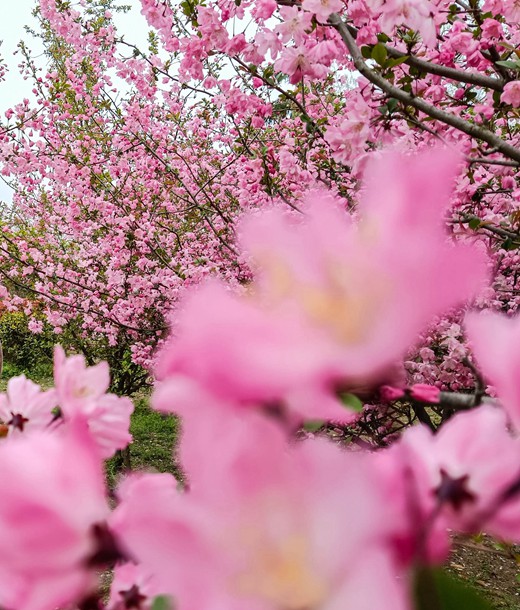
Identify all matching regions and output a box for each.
[53,347,133,457]
[409,384,440,403]
[108,562,163,610]
[112,429,409,610]
[274,48,328,84]
[155,280,355,424]
[54,346,110,410]
[0,423,111,610]
[0,375,57,436]
[302,0,344,22]
[275,7,314,44]
[397,406,520,541]
[501,81,520,107]
[380,385,406,401]
[239,149,488,386]
[370,0,437,46]
[465,311,520,429]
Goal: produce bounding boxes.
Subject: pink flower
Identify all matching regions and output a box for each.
[370,0,437,46]
[501,81,520,107]
[0,423,112,610]
[275,6,313,44]
[54,346,110,410]
[274,47,328,84]
[409,384,440,403]
[155,280,355,424]
[302,0,344,22]
[53,347,133,457]
[239,149,488,386]
[380,385,406,401]
[0,375,57,436]
[108,562,163,610]
[465,311,520,429]
[398,406,520,541]
[112,428,409,610]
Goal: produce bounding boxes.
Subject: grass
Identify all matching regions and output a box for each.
[106,393,181,487]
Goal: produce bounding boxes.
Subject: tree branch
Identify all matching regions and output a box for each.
[328,14,520,163]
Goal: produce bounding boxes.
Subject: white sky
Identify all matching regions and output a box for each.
[0,0,149,202]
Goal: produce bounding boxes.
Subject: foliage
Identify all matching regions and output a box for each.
[0,311,54,376]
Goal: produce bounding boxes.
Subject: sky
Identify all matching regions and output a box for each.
[0,0,149,202]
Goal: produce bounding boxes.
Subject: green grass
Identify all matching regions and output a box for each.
[106,393,181,486]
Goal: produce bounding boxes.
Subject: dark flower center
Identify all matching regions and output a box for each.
[435,468,476,511]
[8,412,29,432]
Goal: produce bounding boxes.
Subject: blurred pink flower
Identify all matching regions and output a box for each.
[108,562,163,610]
[155,280,355,424]
[0,423,111,610]
[465,311,520,429]
[501,81,520,107]
[112,428,409,610]
[54,346,110,410]
[240,149,488,386]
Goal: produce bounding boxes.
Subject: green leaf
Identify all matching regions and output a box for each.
[387,97,398,113]
[303,420,324,432]
[339,393,364,412]
[387,56,409,68]
[495,60,520,69]
[468,217,481,230]
[414,568,493,610]
[501,237,519,250]
[377,32,391,43]
[151,596,173,610]
[361,45,373,60]
[371,43,388,66]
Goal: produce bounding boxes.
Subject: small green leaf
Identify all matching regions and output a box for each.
[151,596,173,610]
[501,237,519,250]
[387,56,409,68]
[361,45,373,60]
[371,43,388,66]
[387,97,398,113]
[495,60,520,69]
[339,393,364,412]
[415,568,493,610]
[468,217,481,230]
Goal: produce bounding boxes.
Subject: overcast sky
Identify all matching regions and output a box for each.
[0,0,148,201]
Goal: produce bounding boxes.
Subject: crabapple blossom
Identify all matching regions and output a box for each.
[0,421,112,610]
[112,426,410,610]
[53,346,133,457]
[239,150,488,387]
[108,562,163,610]
[501,81,520,107]
[396,405,520,541]
[0,375,57,436]
[465,311,520,429]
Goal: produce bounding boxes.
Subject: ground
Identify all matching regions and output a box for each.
[448,534,520,609]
